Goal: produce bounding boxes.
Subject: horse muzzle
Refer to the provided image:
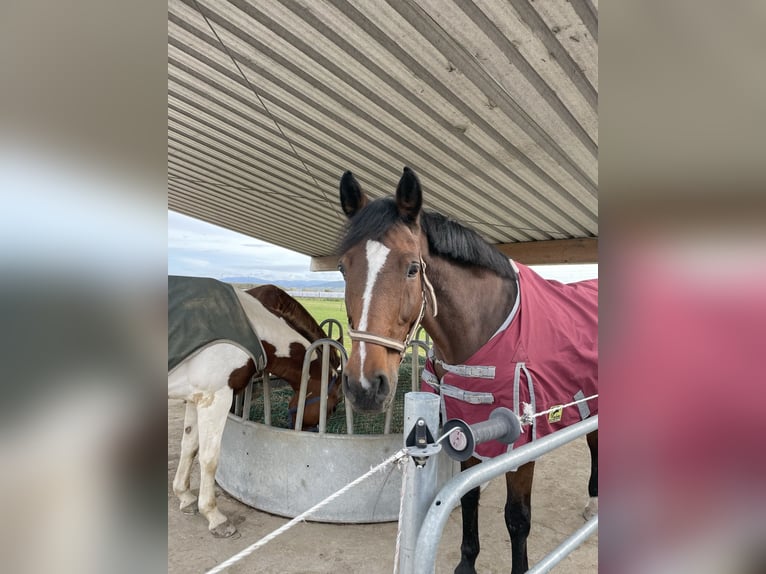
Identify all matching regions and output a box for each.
[342,371,396,414]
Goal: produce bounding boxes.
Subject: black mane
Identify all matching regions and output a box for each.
[338,198,401,255]
[338,198,516,280]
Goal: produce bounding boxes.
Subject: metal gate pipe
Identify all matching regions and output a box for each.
[262,372,271,426]
[318,341,330,433]
[295,338,347,433]
[413,415,598,573]
[409,341,430,392]
[398,392,441,574]
[526,515,598,574]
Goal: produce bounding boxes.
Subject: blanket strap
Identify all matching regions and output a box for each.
[428,348,496,379]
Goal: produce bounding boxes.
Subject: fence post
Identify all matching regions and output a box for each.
[398,392,441,574]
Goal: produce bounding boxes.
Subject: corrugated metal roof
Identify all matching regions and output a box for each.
[168,0,597,262]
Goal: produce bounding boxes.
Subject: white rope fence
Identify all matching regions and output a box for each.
[205,448,409,574]
[204,393,598,574]
[519,394,598,426]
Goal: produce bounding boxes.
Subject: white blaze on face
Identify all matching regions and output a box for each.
[358,240,390,390]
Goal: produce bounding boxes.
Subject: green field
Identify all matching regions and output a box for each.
[295,296,429,361]
[295,297,351,353]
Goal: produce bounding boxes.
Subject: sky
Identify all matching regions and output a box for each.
[168,211,343,282]
[168,211,598,284]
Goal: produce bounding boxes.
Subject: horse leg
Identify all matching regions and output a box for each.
[455,457,482,574]
[196,386,237,537]
[172,400,199,514]
[583,430,599,520]
[505,461,535,574]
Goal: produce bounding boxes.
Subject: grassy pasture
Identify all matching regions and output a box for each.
[294,297,351,353]
[295,295,430,359]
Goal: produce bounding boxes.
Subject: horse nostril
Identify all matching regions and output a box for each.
[371,372,389,397]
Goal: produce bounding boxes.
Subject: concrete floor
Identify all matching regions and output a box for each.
[168,398,597,573]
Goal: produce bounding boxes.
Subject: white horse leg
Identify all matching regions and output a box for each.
[196,385,236,537]
[172,401,199,514]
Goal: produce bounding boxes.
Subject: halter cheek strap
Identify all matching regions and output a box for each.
[347,258,437,357]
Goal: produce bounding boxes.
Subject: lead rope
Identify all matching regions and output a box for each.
[392,455,409,574]
[421,259,438,318]
[400,258,437,352]
[392,423,464,574]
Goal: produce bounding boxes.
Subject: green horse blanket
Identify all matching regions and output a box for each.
[168,276,267,373]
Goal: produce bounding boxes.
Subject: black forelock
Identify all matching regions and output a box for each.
[338,198,403,255]
[337,198,516,280]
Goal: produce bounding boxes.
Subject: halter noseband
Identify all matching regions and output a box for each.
[288,371,340,431]
[347,258,438,357]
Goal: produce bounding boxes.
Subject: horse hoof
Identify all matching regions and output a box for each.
[180,502,198,515]
[582,496,598,520]
[210,520,237,538]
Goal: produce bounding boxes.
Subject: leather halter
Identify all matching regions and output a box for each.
[287,371,339,430]
[347,258,437,357]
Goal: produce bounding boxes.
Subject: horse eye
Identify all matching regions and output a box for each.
[407,262,420,278]
[337,263,346,277]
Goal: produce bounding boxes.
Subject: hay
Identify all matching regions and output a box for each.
[248,354,426,435]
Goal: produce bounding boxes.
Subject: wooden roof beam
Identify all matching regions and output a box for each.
[494,238,598,265]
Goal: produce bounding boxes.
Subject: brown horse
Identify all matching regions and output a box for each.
[168,279,342,537]
[245,284,344,427]
[336,169,598,573]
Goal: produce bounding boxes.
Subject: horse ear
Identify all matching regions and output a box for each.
[339,171,368,218]
[395,167,422,223]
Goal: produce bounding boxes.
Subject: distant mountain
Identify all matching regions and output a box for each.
[222,277,345,291]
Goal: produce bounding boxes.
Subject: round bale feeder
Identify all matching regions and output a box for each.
[216,330,457,523]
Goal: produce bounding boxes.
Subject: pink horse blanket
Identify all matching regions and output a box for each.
[421,261,598,459]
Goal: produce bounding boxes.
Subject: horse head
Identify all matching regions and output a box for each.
[246,284,343,428]
[336,168,433,414]
[287,345,342,429]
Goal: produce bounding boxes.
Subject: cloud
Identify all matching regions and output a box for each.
[168,211,342,281]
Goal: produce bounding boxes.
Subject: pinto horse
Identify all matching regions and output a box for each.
[336,169,598,573]
[168,278,342,537]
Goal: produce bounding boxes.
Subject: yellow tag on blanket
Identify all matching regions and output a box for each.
[548,406,563,423]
